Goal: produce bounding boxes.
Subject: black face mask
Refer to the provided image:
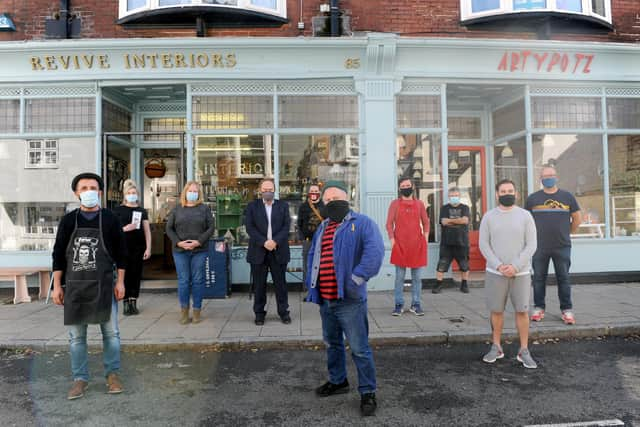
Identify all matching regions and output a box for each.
[326,200,350,222]
[498,194,516,207]
[399,188,413,197]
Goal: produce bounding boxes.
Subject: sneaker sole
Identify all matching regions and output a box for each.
[531,313,545,322]
[409,310,425,316]
[391,312,402,317]
[67,385,88,400]
[517,355,537,369]
[317,387,350,397]
[482,353,504,364]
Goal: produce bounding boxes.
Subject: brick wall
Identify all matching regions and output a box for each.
[0,0,638,42]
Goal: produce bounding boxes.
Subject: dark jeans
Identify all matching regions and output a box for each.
[320,298,376,395]
[532,246,573,311]
[124,245,145,299]
[251,251,289,319]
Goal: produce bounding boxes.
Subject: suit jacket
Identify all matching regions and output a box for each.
[244,198,291,265]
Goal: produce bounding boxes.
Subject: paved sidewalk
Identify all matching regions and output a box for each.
[0,283,639,350]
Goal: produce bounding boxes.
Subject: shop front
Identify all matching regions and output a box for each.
[1,35,639,290]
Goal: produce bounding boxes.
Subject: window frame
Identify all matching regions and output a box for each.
[460,0,611,25]
[118,0,287,20]
[25,139,59,169]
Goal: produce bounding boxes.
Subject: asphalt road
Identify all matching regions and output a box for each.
[1,336,638,427]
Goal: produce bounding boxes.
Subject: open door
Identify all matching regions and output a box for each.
[447,146,487,271]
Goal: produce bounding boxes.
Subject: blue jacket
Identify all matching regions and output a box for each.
[305,211,385,304]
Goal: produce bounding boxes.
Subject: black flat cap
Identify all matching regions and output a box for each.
[71,172,104,191]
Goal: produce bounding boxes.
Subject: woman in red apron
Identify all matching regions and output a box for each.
[386,178,429,316]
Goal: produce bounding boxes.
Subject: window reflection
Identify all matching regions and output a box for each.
[608,135,640,237]
[494,138,528,201]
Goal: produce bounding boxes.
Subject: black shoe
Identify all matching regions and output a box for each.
[360,392,377,416]
[130,299,140,315]
[280,315,292,324]
[123,300,132,316]
[315,380,349,397]
[255,317,265,326]
[460,282,469,293]
[432,283,443,294]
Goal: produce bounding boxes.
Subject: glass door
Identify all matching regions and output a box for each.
[447,146,487,271]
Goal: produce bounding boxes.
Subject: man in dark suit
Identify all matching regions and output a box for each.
[244,178,291,325]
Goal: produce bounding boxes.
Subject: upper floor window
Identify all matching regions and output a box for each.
[461,0,611,25]
[120,0,286,20]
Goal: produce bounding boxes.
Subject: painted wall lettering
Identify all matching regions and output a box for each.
[497,51,594,74]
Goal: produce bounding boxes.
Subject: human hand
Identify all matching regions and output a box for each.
[122,223,137,232]
[390,238,395,248]
[114,282,125,300]
[441,219,450,226]
[52,287,64,305]
[501,265,517,277]
[143,249,151,260]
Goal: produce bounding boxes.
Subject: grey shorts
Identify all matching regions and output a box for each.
[485,272,531,313]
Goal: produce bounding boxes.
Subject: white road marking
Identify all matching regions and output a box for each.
[524,420,625,427]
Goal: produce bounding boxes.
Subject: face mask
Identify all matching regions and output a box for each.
[326,200,350,223]
[79,190,100,208]
[309,193,320,202]
[186,191,199,202]
[450,196,460,205]
[262,191,275,202]
[125,194,138,204]
[498,194,516,207]
[541,177,557,188]
[399,188,413,197]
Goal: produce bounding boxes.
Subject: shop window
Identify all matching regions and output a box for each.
[494,137,528,200]
[460,0,611,23]
[492,99,525,138]
[531,97,601,129]
[0,99,19,134]
[143,117,186,141]
[608,135,640,238]
[195,135,274,245]
[0,203,67,251]
[102,101,132,133]
[279,134,360,243]
[533,134,604,238]
[396,133,442,242]
[607,98,640,129]
[193,96,273,129]
[448,116,481,140]
[396,96,441,129]
[25,139,59,169]
[25,98,95,133]
[278,96,358,129]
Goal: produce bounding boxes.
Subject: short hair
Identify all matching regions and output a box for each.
[495,179,516,192]
[449,187,461,194]
[541,164,557,174]
[180,181,203,207]
[259,177,275,189]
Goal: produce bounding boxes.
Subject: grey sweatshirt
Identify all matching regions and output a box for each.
[165,204,215,252]
[479,206,537,275]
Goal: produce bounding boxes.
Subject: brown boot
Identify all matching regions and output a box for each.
[67,380,88,400]
[192,309,201,324]
[106,373,123,394]
[179,307,190,325]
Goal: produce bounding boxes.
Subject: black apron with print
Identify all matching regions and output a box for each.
[63,210,116,325]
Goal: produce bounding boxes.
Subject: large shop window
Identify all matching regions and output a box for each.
[25,98,95,133]
[0,138,95,252]
[461,0,610,23]
[608,135,640,238]
[533,134,604,238]
[396,134,442,243]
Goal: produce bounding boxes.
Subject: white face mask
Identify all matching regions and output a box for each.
[79,190,100,208]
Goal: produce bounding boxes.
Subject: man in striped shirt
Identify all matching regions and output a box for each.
[305,180,385,417]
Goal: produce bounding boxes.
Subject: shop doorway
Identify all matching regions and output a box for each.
[447,146,487,271]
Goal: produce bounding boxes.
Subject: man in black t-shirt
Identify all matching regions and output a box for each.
[434,187,471,294]
[525,166,581,325]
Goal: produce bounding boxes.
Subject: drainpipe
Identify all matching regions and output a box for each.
[330,0,339,36]
[60,0,69,39]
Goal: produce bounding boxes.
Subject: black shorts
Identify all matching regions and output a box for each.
[437,245,469,272]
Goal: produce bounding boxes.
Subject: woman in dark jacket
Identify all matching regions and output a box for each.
[112,179,151,316]
[166,181,214,325]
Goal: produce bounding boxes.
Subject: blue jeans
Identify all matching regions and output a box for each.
[532,246,573,311]
[394,266,423,307]
[319,299,376,395]
[68,297,120,382]
[173,250,207,310]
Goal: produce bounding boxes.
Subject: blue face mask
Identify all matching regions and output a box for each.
[186,191,199,202]
[541,177,557,188]
[79,190,100,208]
[125,194,138,204]
[450,196,461,205]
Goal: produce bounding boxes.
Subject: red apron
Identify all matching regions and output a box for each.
[390,199,427,268]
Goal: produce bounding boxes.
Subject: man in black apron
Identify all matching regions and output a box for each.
[51,173,127,400]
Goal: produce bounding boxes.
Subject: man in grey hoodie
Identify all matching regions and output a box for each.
[479,179,538,369]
